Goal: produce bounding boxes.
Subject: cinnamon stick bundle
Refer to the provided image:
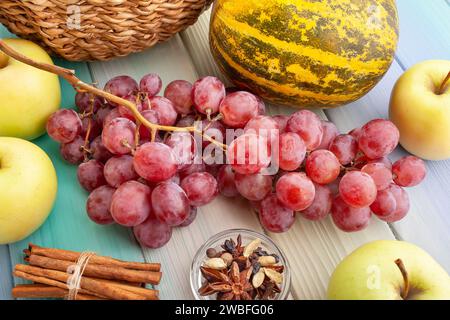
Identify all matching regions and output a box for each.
[14,265,158,300]
[14,244,162,300]
[27,254,162,285]
[26,244,160,272]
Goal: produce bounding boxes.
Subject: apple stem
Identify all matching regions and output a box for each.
[395,259,410,300]
[438,71,450,95]
[0,39,227,151]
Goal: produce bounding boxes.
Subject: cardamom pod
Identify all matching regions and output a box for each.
[252,270,265,289]
[263,268,283,284]
[220,252,233,266]
[204,257,227,270]
[243,238,261,257]
[258,255,276,266]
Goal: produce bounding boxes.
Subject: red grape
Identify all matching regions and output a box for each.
[226,133,271,175]
[133,142,178,182]
[117,94,146,120]
[86,185,115,225]
[305,150,341,184]
[392,156,426,187]
[278,132,306,171]
[220,91,259,128]
[46,109,82,143]
[180,172,218,206]
[192,76,226,115]
[370,188,397,218]
[331,195,371,232]
[217,165,239,197]
[244,115,279,145]
[133,214,172,249]
[110,181,152,227]
[165,132,196,170]
[300,183,332,221]
[318,121,339,150]
[329,134,358,165]
[80,117,101,142]
[102,118,136,155]
[60,136,85,164]
[275,172,315,211]
[358,119,400,159]
[90,136,113,163]
[77,159,106,192]
[139,73,162,97]
[104,75,138,100]
[272,115,289,134]
[179,162,206,180]
[256,97,266,115]
[286,110,323,150]
[139,109,160,140]
[377,184,410,222]
[339,171,377,208]
[104,155,138,188]
[164,80,193,115]
[259,194,295,233]
[151,181,190,226]
[201,119,226,148]
[96,106,114,125]
[328,177,341,196]
[179,207,198,227]
[75,92,104,114]
[176,115,197,128]
[361,162,392,190]
[368,157,393,170]
[349,127,361,140]
[148,96,178,126]
[235,173,272,201]
[102,107,121,126]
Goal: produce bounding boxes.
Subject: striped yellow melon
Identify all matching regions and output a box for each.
[209,0,399,108]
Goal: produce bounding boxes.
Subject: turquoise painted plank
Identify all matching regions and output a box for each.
[0,245,13,300]
[396,0,450,68]
[0,25,146,286]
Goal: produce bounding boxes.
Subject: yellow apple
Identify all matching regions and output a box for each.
[0,137,57,244]
[0,38,61,140]
[389,60,450,160]
[328,240,450,300]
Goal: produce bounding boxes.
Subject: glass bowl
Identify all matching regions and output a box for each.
[190,229,291,300]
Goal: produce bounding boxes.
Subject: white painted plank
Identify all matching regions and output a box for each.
[0,245,13,300]
[325,61,450,272]
[89,35,265,300]
[396,0,450,68]
[181,10,396,300]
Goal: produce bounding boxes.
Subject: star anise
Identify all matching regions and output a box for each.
[221,234,244,258]
[198,262,253,300]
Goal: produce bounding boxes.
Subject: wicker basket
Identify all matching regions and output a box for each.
[0,0,213,61]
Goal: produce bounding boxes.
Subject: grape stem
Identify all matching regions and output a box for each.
[438,71,450,95]
[0,39,227,150]
[394,258,410,300]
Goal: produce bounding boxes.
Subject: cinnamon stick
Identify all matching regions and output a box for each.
[27,254,161,285]
[13,270,106,299]
[12,284,104,300]
[14,265,151,300]
[27,244,160,272]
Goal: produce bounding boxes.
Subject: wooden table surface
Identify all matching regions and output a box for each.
[1,0,449,300]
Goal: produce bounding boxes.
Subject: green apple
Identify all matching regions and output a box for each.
[0,137,57,244]
[328,240,450,300]
[389,60,450,160]
[0,38,61,140]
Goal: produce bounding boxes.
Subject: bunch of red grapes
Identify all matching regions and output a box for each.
[46,73,427,249]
